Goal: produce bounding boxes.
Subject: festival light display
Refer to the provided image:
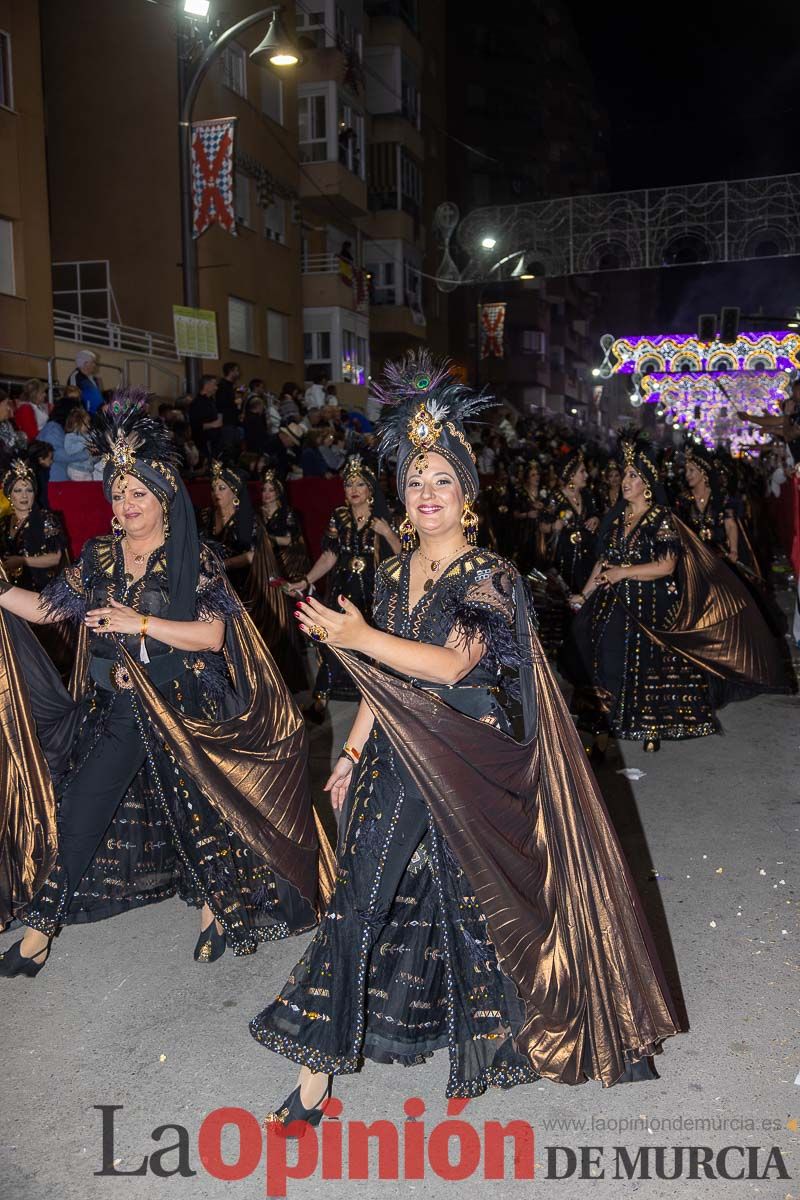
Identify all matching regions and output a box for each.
[600,331,800,453]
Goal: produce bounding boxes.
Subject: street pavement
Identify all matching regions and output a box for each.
[1,644,798,1200]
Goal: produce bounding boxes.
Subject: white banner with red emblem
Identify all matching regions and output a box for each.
[191,117,237,239]
[480,302,506,358]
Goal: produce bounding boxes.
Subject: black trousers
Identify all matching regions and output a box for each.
[56,695,146,912]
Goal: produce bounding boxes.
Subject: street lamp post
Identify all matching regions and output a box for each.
[177,5,299,394]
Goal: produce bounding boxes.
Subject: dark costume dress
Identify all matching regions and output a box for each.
[511,485,546,575]
[14,536,324,949]
[567,506,717,742]
[252,547,685,1093]
[263,500,310,583]
[0,505,66,591]
[545,487,597,593]
[199,506,255,597]
[312,506,384,704]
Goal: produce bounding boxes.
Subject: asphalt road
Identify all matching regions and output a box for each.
[1,655,798,1200]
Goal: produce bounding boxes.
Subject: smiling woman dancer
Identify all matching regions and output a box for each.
[250,352,684,1129]
[0,395,331,976]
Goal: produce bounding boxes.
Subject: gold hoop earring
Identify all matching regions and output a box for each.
[399,514,417,553]
[111,515,125,540]
[643,485,653,504]
[461,499,479,545]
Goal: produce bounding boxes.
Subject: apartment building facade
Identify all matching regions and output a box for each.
[0,0,54,386]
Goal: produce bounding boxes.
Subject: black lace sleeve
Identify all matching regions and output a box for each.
[195,544,243,621]
[450,564,525,673]
[651,508,682,561]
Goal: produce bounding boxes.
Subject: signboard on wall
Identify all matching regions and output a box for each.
[172,306,219,360]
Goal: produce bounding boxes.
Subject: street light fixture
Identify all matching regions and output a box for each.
[178,5,300,392]
[183,0,210,16]
[250,10,301,66]
[481,236,497,250]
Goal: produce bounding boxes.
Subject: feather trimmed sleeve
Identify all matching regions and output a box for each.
[40,559,88,623]
[450,566,526,674]
[195,544,243,621]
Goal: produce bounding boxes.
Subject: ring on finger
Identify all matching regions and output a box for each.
[308,623,329,643]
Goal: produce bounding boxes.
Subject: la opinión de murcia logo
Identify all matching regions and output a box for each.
[94,1102,792,1197]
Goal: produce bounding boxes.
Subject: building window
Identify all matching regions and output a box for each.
[341,328,357,380]
[356,335,368,385]
[264,196,286,244]
[267,309,290,361]
[296,8,326,50]
[335,5,363,58]
[221,43,247,97]
[229,297,256,353]
[367,260,395,305]
[0,218,14,295]
[234,172,252,227]
[521,330,547,355]
[404,262,422,309]
[338,98,364,177]
[298,92,328,162]
[400,55,420,128]
[0,32,12,110]
[304,329,332,378]
[261,69,283,124]
[399,148,422,214]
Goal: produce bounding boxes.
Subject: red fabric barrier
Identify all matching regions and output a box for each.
[49,476,347,564]
[767,476,800,575]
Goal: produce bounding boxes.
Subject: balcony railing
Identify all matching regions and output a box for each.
[302,254,350,274]
[54,309,178,361]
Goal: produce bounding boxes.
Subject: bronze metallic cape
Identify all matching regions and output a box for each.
[0,602,334,922]
[643,519,785,687]
[245,523,309,691]
[0,607,74,925]
[116,606,335,912]
[333,617,683,1087]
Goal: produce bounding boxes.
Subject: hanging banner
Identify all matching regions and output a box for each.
[480,302,506,358]
[191,117,237,238]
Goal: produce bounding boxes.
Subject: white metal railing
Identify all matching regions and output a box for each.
[302,254,351,274]
[53,309,179,361]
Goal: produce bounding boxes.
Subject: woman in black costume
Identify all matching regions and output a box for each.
[260,469,310,583]
[199,461,256,594]
[675,445,758,576]
[0,458,66,591]
[565,434,786,753]
[511,458,546,574]
[251,353,684,1129]
[0,397,332,976]
[543,448,598,593]
[288,455,400,720]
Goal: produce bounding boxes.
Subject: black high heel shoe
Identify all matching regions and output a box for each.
[0,937,52,978]
[264,1076,333,1138]
[193,920,226,963]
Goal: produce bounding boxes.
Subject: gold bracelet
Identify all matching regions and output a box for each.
[140,615,150,638]
[342,742,361,764]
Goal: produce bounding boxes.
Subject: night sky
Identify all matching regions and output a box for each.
[566,0,800,329]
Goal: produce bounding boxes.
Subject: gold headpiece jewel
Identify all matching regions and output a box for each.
[210,460,224,482]
[343,454,365,482]
[407,402,444,472]
[105,430,138,474]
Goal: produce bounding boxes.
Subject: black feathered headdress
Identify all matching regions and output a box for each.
[371,350,495,501]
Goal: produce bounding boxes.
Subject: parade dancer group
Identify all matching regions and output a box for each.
[0,357,789,1133]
